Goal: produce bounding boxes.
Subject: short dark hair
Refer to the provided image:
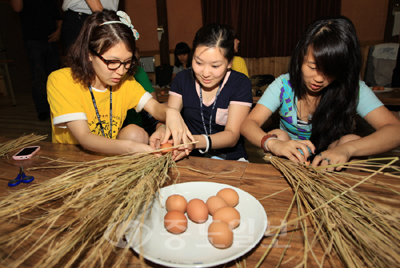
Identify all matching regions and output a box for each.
[192,23,235,64]
[173,42,191,68]
[289,16,361,152]
[66,10,137,86]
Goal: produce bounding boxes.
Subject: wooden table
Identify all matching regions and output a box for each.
[1,139,399,267]
[373,87,400,106]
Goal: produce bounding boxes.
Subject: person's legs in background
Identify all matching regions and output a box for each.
[25,40,60,121]
[61,10,89,53]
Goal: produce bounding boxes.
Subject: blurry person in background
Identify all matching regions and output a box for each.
[172,42,192,80]
[61,0,119,52]
[230,27,249,77]
[10,0,62,121]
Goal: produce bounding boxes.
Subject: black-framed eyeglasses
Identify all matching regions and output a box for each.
[90,49,134,70]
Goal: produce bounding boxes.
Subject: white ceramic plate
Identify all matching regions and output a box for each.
[369,87,393,93]
[125,182,268,268]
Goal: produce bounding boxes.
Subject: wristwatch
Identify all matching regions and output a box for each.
[261,134,278,152]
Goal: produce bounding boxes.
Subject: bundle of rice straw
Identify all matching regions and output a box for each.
[0,151,176,268]
[0,134,47,157]
[258,154,400,267]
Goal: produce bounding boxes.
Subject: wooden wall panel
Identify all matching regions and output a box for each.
[244,57,290,78]
[360,45,370,80]
[244,46,369,79]
[154,53,174,67]
[149,46,369,83]
[125,0,202,54]
[274,57,291,77]
[341,0,388,44]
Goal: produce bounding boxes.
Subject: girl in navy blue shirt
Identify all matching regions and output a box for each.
[151,23,253,161]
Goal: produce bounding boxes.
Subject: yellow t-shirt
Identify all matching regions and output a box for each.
[47,68,151,144]
[231,56,249,77]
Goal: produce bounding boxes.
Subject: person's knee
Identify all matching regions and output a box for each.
[117,124,149,144]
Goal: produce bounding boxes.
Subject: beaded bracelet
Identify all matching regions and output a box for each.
[261,134,278,152]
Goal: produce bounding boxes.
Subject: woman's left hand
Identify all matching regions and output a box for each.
[311,146,351,171]
[149,125,166,156]
[149,124,193,161]
[163,108,195,158]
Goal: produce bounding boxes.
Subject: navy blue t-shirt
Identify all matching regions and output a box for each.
[170,69,252,160]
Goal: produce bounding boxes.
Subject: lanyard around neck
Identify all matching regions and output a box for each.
[199,83,222,135]
[88,84,112,138]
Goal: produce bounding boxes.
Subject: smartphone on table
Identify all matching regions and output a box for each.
[12,146,40,160]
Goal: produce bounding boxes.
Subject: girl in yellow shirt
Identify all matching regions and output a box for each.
[47,10,193,158]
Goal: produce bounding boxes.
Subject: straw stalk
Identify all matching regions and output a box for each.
[0,150,176,268]
[258,154,400,267]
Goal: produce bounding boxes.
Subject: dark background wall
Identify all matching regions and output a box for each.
[0,0,392,95]
[0,2,31,95]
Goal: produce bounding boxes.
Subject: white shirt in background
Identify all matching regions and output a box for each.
[62,0,119,14]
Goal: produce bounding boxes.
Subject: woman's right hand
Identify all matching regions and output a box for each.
[268,139,315,164]
[172,143,194,161]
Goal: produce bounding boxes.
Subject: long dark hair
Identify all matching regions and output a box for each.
[192,23,235,64]
[66,10,137,86]
[289,16,361,153]
[174,42,192,68]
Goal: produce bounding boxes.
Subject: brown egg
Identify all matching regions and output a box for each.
[166,194,187,213]
[217,188,239,207]
[206,196,228,215]
[186,198,209,223]
[161,143,174,154]
[164,210,187,234]
[208,221,233,249]
[213,206,240,229]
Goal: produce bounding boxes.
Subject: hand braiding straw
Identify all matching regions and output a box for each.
[151,140,199,154]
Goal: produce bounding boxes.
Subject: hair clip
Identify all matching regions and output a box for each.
[101,11,140,40]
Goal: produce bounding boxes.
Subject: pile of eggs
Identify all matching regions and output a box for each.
[163,188,240,249]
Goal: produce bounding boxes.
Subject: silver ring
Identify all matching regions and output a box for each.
[323,158,331,164]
